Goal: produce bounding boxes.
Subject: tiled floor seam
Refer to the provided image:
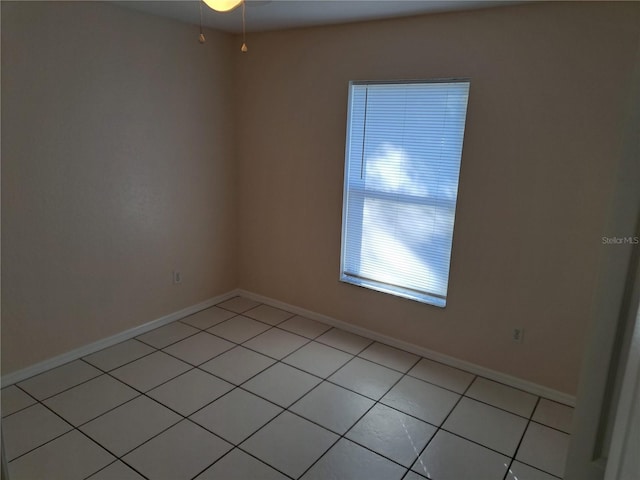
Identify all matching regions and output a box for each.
[136,328,202,351]
[1,385,40,420]
[198,350,415,478]
[294,360,420,479]
[514,460,563,479]
[240,335,314,363]
[84,345,160,374]
[528,419,571,435]
[16,358,104,403]
[11,392,169,466]
[188,446,296,480]
[456,394,533,421]
[501,396,541,480]
[408,374,478,479]
[5,390,161,480]
[5,403,75,463]
[214,407,298,476]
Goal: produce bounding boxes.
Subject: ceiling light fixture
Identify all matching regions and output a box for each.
[203,0,242,12]
[200,0,248,53]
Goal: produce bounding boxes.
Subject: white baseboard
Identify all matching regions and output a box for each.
[1,290,241,387]
[237,289,577,407]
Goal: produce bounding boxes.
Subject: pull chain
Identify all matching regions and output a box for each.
[241,1,248,52]
[198,0,206,44]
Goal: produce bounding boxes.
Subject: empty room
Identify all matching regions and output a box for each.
[1,1,639,479]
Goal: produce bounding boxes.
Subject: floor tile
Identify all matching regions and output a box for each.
[163,331,234,365]
[194,448,289,480]
[3,403,72,460]
[123,420,232,480]
[87,461,146,480]
[110,351,191,392]
[83,340,155,372]
[136,322,199,349]
[278,315,332,339]
[1,386,36,417]
[180,306,236,330]
[412,430,509,480]
[506,461,561,480]
[191,388,282,444]
[381,375,460,425]
[328,357,402,400]
[316,328,373,354]
[301,438,406,480]
[43,374,138,426]
[359,342,419,373]
[243,363,321,407]
[243,328,309,359]
[516,422,570,478]
[443,397,528,456]
[290,382,374,434]
[8,430,114,480]
[283,341,353,377]
[207,315,271,343]
[200,346,275,385]
[466,377,538,418]
[147,369,233,416]
[217,296,260,313]
[533,399,574,433]
[18,360,101,400]
[241,411,338,478]
[244,304,295,325]
[347,403,436,467]
[407,358,475,393]
[80,395,181,456]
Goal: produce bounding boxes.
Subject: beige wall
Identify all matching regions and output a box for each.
[235,2,640,395]
[3,1,639,395]
[1,2,237,374]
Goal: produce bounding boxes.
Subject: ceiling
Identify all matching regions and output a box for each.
[114,0,524,34]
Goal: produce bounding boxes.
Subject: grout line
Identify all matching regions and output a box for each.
[83,343,160,374]
[512,459,564,479]
[315,327,375,356]
[501,396,541,480]
[15,359,104,403]
[408,373,478,479]
[3,408,75,463]
[295,357,416,479]
[79,459,121,480]
[187,447,280,480]
[2,384,40,419]
[185,350,413,476]
[528,419,572,435]
[458,395,535,421]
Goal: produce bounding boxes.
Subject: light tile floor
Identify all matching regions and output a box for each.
[1,296,574,480]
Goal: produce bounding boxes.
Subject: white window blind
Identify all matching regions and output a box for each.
[340,80,470,307]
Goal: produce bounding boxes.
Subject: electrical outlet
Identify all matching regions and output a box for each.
[173,271,182,284]
[512,327,524,344]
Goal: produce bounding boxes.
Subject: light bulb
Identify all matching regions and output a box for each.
[202,0,242,13]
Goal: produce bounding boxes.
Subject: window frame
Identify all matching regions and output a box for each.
[339,78,470,308]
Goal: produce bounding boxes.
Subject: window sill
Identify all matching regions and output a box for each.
[340,274,446,308]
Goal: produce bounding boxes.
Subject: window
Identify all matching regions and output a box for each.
[340,80,470,307]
